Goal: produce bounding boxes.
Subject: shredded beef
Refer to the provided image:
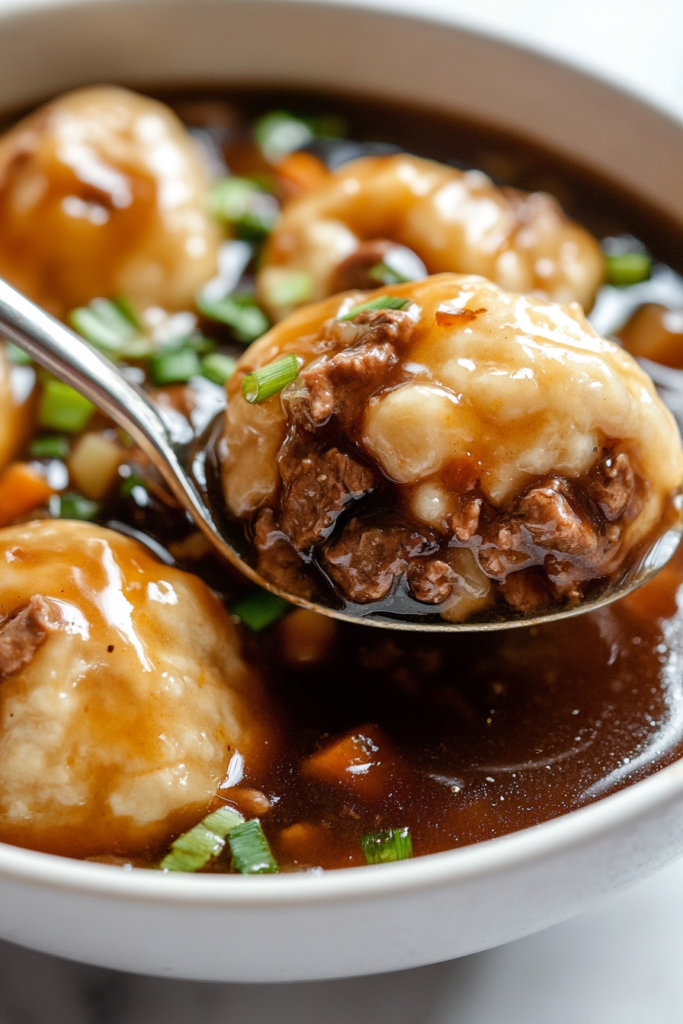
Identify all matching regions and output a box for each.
[331,240,425,293]
[498,569,554,614]
[0,596,61,677]
[451,496,482,542]
[324,520,437,603]
[407,559,454,604]
[591,450,638,521]
[479,478,605,579]
[279,446,375,550]
[300,340,399,429]
[331,240,403,292]
[253,509,320,601]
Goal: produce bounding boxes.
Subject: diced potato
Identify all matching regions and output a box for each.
[68,432,124,500]
[302,724,400,801]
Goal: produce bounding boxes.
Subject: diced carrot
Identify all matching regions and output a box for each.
[275,151,330,199]
[302,724,400,801]
[0,462,53,527]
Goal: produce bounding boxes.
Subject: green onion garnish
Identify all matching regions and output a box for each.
[69,297,141,353]
[231,588,290,631]
[339,295,410,321]
[161,805,245,873]
[197,293,270,345]
[29,435,70,460]
[241,354,299,404]
[228,818,279,875]
[367,262,413,286]
[51,491,100,522]
[605,252,652,287]
[264,270,314,309]
[200,352,237,385]
[149,347,201,386]
[120,473,148,499]
[210,177,279,241]
[255,111,314,162]
[5,342,32,365]
[255,110,346,162]
[360,827,413,865]
[39,380,95,432]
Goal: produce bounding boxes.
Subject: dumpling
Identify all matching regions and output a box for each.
[221,274,683,621]
[0,86,220,319]
[0,520,273,858]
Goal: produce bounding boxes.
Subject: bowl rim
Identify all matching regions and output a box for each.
[0,0,683,909]
[1,755,682,907]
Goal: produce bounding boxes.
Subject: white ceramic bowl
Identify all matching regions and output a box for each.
[1,0,683,984]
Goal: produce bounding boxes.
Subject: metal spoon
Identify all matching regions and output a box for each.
[0,277,679,632]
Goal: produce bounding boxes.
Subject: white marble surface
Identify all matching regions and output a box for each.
[1,0,683,1019]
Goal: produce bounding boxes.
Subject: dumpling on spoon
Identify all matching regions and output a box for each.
[220,274,683,622]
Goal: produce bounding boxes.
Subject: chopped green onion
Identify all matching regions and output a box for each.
[339,295,410,321]
[39,380,95,433]
[360,827,413,865]
[255,111,315,162]
[241,354,299,404]
[255,110,346,163]
[149,347,201,386]
[161,805,245,873]
[112,295,144,330]
[51,491,100,522]
[210,176,280,240]
[201,352,237,385]
[264,270,313,309]
[120,473,148,499]
[228,818,279,875]
[197,293,270,345]
[187,334,217,356]
[605,252,652,287]
[5,342,32,365]
[231,588,290,631]
[69,297,140,353]
[29,435,70,460]
[367,262,412,286]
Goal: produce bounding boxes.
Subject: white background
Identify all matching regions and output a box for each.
[1,1,683,1020]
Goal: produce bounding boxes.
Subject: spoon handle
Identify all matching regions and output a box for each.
[0,277,210,527]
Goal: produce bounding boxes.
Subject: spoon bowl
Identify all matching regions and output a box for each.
[1,275,679,632]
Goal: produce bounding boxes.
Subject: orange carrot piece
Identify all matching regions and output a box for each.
[0,462,53,527]
[302,724,400,801]
[275,151,330,199]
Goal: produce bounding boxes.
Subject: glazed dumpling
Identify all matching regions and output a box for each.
[0,520,273,858]
[221,274,683,620]
[258,154,604,320]
[0,86,220,319]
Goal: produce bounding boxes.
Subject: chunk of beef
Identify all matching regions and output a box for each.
[0,595,61,677]
[407,559,454,604]
[279,445,375,550]
[353,307,416,347]
[300,340,399,428]
[253,509,319,601]
[591,450,638,521]
[451,495,482,542]
[498,568,554,615]
[479,479,604,579]
[324,519,436,603]
[331,240,426,293]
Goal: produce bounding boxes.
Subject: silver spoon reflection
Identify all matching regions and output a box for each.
[0,277,680,633]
